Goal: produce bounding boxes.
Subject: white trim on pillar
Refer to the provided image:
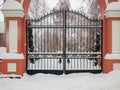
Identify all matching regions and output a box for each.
[105,53,120,59]
[2,10,24,18]
[105,0,109,6]
[1,0,25,18]
[105,11,120,18]
[104,2,120,18]
[20,0,24,7]
[112,21,120,53]
[9,20,18,53]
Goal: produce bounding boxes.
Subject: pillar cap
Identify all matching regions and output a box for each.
[104,2,120,18]
[1,0,25,18]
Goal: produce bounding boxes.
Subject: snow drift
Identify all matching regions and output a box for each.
[0,70,120,90]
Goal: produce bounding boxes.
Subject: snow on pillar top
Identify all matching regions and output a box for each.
[1,0,25,18]
[104,2,120,18]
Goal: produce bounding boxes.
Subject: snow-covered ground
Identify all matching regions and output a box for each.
[0,70,120,90]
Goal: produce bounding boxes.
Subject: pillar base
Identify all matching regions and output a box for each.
[103,53,120,73]
[0,59,25,75]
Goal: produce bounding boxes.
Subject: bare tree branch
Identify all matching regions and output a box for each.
[28,0,49,19]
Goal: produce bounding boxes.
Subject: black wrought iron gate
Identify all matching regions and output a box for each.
[26,10,103,75]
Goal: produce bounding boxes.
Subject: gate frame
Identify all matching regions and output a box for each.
[26,9,103,75]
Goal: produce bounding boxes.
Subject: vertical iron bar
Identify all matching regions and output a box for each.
[90,21,92,53]
[41,18,43,69]
[60,11,62,70]
[63,10,66,74]
[43,16,45,69]
[86,17,88,69]
[41,19,42,53]
[33,21,35,69]
[44,16,45,53]
[67,10,69,70]
[93,23,95,69]
[80,15,82,52]
[70,11,72,54]
[101,20,103,70]
[50,13,52,69]
[35,21,37,53]
[38,22,40,53]
[77,14,78,53]
[26,20,28,70]
[47,16,48,53]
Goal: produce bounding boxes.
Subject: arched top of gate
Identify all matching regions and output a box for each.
[28,10,100,22]
[27,9,102,28]
[65,10,101,21]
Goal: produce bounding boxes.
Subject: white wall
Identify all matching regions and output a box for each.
[112,21,120,53]
[0,21,5,33]
[0,0,4,22]
[0,0,5,33]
